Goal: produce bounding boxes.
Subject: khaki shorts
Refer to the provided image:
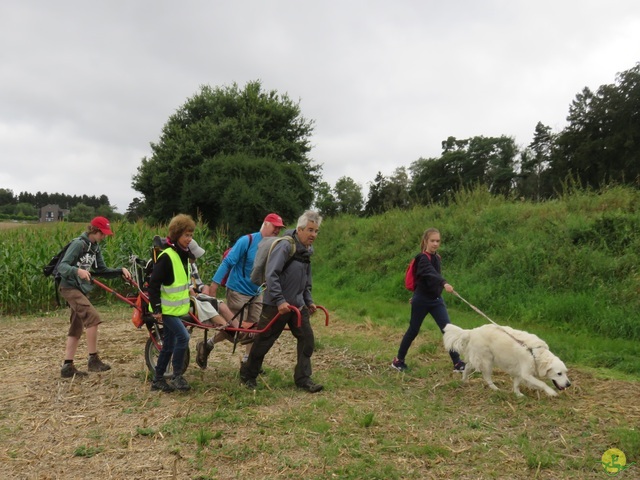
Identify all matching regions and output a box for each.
[59,287,102,338]
[226,289,263,325]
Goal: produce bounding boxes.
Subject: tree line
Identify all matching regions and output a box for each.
[3,62,637,230]
[0,190,117,222]
[318,62,640,216]
[131,63,638,230]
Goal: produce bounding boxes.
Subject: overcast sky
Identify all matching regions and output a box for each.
[1,1,639,213]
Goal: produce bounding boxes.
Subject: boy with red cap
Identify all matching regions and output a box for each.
[196,213,285,368]
[57,216,132,378]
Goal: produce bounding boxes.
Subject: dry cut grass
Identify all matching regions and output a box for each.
[0,306,639,479]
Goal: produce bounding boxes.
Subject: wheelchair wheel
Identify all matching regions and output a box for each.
[144,325,190,379]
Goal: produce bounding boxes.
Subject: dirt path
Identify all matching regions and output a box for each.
[0,308,308,479]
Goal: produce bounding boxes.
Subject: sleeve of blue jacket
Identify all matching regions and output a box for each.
[212,233,262,296]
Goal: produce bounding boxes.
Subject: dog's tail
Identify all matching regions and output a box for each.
[443,324,470,355]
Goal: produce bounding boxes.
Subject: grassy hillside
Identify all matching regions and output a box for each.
[311,186,640,374]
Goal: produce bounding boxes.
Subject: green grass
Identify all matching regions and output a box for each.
[73,445,103,458]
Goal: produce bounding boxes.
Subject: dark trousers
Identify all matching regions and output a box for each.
[240,304,315,386]
[155,314,190,379]
[397,294,460,365]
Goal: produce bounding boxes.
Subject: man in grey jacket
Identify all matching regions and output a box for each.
[239,210,323,393]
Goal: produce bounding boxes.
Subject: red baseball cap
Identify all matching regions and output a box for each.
[90,216,114,236]
[264,213,284,227]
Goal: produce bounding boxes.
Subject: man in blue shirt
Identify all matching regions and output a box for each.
[196,213,284,368]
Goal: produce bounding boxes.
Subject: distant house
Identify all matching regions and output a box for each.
[40,204,69,222]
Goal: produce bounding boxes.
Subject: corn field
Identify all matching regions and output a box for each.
[0,220,229,315]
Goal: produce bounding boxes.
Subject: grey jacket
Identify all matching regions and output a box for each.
[263,229,313,308]
[57,232,123,295]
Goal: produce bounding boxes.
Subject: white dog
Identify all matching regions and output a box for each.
[443,324,571,397]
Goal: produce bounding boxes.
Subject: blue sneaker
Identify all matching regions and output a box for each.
[391,357,408,372]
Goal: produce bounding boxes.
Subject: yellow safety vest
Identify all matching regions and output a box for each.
[157,247,191,316]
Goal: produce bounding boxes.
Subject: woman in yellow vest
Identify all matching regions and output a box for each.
[148,214,195,392]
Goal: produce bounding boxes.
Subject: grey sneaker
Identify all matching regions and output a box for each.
[88,354,111,372]
[195,340,214,369]
[151,378,175,393]
[61,362,88,378]
[172,375,191,391]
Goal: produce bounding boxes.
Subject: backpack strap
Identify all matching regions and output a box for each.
[281,237,308,274]
[241,233,253,272]
[267,236,297,275]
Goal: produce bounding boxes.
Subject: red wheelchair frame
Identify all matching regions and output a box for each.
[93,278,330,378]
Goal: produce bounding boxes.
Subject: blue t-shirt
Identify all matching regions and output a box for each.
[212,232,263,296]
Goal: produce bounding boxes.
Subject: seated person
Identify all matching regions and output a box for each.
[188,240,256,353]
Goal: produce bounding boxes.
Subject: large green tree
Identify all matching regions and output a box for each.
[553,63,640,188]
[365,168,412,215]
[444,135,517,196]
[333,176,363,215]
[518,122,555,201]
[410,156,460,205]
[411,135,518,204]
[383,167,412,210]
[0,188,15,206]
[132,81,319,233]
[364,172,387,216]
[314,181,339,218]
[67,203,95,222]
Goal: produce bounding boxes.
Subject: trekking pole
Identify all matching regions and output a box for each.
[451,290,499,326]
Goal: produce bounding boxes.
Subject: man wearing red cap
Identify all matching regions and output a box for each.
[57,216,132,378]
[196,213,284,369]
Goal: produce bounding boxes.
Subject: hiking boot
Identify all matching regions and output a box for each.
[241,355,265,374]
[241,376,257,390]
[61,362,88,378]
[172,375,191,391]
[391,357,408,372]
[151,378,175,393]
[88,354,111,372]
[298,381,324,393]
[453,361,466,373]
[195,340,213,369]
